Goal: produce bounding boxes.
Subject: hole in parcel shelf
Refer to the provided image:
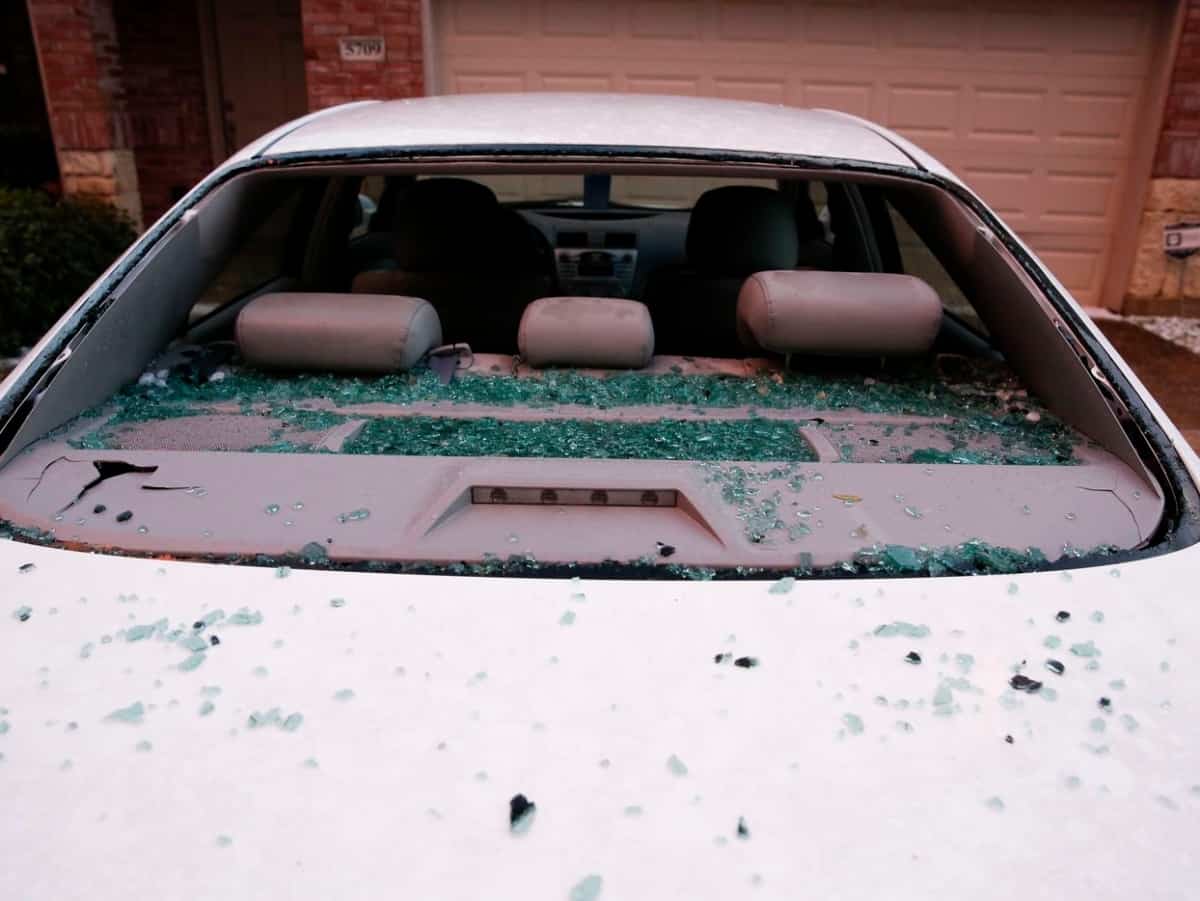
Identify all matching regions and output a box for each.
[26,457,159,512]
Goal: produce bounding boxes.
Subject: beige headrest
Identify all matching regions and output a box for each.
[236,292,442,373]
[737,271,942,357]
[518,297,654,369]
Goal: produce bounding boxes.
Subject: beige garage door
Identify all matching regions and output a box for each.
[433,0,1171,306]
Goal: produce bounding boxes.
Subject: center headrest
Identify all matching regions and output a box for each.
[392,178,502,270]
[737,271,943,357]
[686,186,800,274]
[518,297,654,369]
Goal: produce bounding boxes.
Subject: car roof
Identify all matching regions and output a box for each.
[256,92,925,169]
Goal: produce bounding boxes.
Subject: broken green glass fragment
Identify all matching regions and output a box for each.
[75,361,1079,466]
[559,610,576,626]
[227,607,263,626]
[282,713,303,732]
[874,621,930,639]
[329,597,346,608]
[1070,641,1101,658]
[1089,717,1106,733]
[842,713,865,735]
[199,700,215,717]
[333,688,355,702]
[200,685,221,697]
[198,610,225,628]
[125,624,156,642]
[12,605,32,622]
[984,797,1005,812]
[303,757,319,769]
[105,701,145,724]
[768,576,796,595]
[215,835,233,848]
[180,635,208,653]
[348,416,818,462]
[248,708,282,728]
[80,642,95,659]
[932,682,955,713]
[178,653,206,672]
[569,875,604,901]
[135,740,152,752]
[666,754,688,776]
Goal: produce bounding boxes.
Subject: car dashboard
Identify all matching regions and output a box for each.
[517,207,689,298]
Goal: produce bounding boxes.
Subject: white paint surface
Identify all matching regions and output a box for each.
[2,538,1198,899]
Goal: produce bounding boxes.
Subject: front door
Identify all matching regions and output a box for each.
[210,0,308,154]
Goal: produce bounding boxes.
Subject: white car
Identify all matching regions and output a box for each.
[2,94,1198,900]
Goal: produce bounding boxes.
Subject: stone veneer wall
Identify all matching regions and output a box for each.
[1126,0,1200,314]
[27,0,142,228]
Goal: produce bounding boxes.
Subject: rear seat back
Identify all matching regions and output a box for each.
[642,186,800,357]
[236,292,442,374]
[351,177,553,351]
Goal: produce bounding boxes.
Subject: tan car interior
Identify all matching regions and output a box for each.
[0,163,1167,574]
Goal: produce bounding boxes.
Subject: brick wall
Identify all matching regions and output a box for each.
[112,0,214,222]
[300,0,424,109]
[28,0,142,226]
[1126,0,1200,313]
[1156,0,1200,179]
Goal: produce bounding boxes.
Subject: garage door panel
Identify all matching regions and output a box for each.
[542,1,615,36]
[967,86,1047,143]
[630,1,704,39]
[1024,236,1109,300]
[435,0,1165,305]
[622,73,702,95]
[447,70,528,93]
[979,7,1055,55]
[711,76,788,105]
[798,77,874,118]
[1041,169,1121,229]
[716,0,791,42]
[536,72,618,91]
[1051,85,1138,153]
[959,165,1036,228]
[884,82,962,140]
[889,2,971,52]
[801,2,877,49]
[452,0,527,35]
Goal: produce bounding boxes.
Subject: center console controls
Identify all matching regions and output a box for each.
[554,231,638,297]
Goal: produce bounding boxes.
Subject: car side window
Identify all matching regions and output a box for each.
[190,184,310,322]
[883,200,987,335]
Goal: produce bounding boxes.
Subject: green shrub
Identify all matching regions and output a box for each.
[0,188,136,357]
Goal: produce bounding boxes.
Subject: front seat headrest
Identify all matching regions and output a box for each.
[236,292,443,373]
[686,186,800,274]
[392,178,502,270]
[518,297,654,369]
[737,271,942,357]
